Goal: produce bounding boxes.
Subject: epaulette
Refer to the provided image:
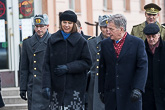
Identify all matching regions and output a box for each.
[133,23,141,27]
[23,36,31,41]
[88,36,95,40]
[161,24,165,29]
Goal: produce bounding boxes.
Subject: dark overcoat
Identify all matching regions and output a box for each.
[87,33,105,110]
[42,30,92,109]
[143,38,165,110]
[99,33,148,110]
[20,31,51,110]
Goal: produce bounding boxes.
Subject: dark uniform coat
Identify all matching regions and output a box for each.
[131,21,165,40]
[99,33,148,110]
[20,31,51,110]
[143,37,165,110]
[87,33,105,110]
[42,30,92,110]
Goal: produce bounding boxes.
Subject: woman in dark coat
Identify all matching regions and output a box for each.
[42,10,92,110]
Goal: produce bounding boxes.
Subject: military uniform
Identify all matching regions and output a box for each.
[20,14,50,110]
[131,22,165,40]
[87,15,110,110]
[131,3,165,41]
[87,34,105,110]
[20,32,51,110]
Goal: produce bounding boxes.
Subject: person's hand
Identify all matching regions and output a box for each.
[20,90,27,100]
[99,93,105,104]
[130,89,142,102]
[42,88,50,99]
[54,65,68,76]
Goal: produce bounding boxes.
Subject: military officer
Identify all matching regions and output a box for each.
[131,3,165,40]
[87,15,110,110]
[19,14,51,110]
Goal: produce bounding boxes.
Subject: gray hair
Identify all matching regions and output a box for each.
[108,14,127,31]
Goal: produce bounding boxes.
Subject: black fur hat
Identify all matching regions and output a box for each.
[60,10,77,23]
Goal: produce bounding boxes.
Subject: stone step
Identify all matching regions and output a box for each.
[0,104,28,110]
[2,96,27,104]
[1,87,28,110]
[1,87,20,96]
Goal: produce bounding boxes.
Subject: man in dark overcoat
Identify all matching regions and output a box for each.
[98,14,148,110]
[87,15,110,110]
[143,23,165,110]
[19,14,51,110]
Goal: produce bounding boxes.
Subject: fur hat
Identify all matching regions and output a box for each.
[34,14,49,25]
[60,10,77,23]
[98,15,110,27]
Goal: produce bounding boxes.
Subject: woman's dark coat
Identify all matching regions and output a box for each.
[42,30,92,109]
[143,38,165,110]
[99,34,148,110]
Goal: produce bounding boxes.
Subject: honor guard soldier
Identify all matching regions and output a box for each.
[87,15,110,110]
[131,3,165,40]
[19,14,51,110]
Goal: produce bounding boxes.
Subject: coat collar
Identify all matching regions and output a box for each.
[96,33,104,45]
[30,31,50,53]
[51,30,81,46]
[107,33,132,61]
[117,33,132,61]
[145,36,163,53]
[31,31,49,47]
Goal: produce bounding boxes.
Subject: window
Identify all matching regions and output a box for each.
[124,0,130,11]
[0,0,8,69]
[69,0,81,13]
[103,0,112,11]
[69,0,75,10]
[140,0,145,11]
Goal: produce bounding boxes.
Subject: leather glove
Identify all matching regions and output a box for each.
[130,89,142,102]
[42,88,51,99]
[20,90,27,100]
[54,65,68,76]
[99,93,105,104]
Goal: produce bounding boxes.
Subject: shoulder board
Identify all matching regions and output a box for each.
[88,36,95,40]
[161,25,165,29]
[133,23,141,27]
[23,36,31,41]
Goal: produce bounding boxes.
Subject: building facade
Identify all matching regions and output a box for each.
[0,0,164,87]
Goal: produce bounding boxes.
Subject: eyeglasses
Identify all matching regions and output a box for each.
[35,25,45,28]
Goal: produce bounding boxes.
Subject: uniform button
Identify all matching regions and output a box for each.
[117,87,119,89]
[97,46,99,49]
[34,75,36,77]
[34,54,36,56]
[97,59,99,61]
[96,66,99,68]
[34,68,36,70]
[34,61,36,63]
[96,73,99,75]
[97,53,100,55]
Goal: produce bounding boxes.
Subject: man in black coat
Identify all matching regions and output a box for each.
[143,23,165,110]
[99,14,148,110]
[19,14,51,110]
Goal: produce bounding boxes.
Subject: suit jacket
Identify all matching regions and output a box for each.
[99,33,148,110]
